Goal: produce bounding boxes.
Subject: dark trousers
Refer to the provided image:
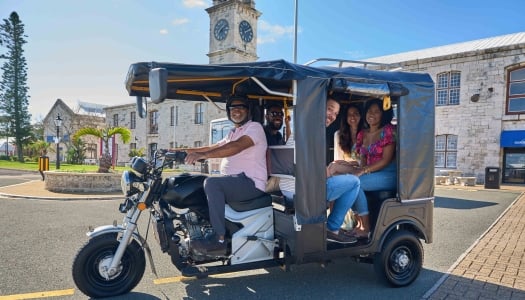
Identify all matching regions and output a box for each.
[204,173,266,237]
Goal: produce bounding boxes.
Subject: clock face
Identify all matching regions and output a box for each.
[239,20,253,43]
[214,19,229,41]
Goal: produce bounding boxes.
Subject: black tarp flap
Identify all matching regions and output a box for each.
[295,78,330,224]
[397,81,435,199]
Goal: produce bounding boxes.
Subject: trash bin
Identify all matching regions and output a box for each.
[484,167,500,189]
[38,156,49,181]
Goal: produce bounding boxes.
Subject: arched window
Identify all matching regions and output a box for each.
[507,66,525,114]
[436,71,461,106]
[435,134,457,168]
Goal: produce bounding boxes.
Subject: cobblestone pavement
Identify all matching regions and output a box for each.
[424,186,525,300]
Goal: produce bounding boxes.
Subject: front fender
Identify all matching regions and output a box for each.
[87,224,126,238]
[87,224,146,245]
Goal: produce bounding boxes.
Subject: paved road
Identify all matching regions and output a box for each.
[0,169,41,186]
[0,172,520,299]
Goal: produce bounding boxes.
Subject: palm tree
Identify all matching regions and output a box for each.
[29,140,52,157]
[73,126,131,173]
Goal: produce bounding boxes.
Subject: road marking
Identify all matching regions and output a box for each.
[153,276,194,284]
[0,289,74,300]
[0,272,264,299]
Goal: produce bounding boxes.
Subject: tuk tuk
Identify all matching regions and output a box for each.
[129,59,434,284]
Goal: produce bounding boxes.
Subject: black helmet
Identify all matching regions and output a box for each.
[226,95,252,125]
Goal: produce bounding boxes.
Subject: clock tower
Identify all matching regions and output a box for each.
[206,0,260,64]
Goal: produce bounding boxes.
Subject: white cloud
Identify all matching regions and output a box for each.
[182,0,208,8]
[172,18,190,26]
[160,29,169,35]
[257,20,295,45]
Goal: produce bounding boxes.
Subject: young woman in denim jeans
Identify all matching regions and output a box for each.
[351,98,396,239]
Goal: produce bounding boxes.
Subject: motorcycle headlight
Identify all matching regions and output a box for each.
[121,171,143,196]
[130,156,148,174]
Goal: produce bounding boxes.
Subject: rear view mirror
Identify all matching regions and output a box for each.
[149,68,168,104]
[136,96,147,118]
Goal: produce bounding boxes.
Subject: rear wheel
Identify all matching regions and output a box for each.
[374,230,423,287]
[72,233,146,298]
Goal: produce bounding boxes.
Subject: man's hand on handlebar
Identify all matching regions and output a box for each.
[185,152,207,165]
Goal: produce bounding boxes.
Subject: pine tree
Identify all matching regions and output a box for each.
[0,12,32,162]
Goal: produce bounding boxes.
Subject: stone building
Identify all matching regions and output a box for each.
[43,99,105,166]
[360,32,525,184]
[104,101,226,166]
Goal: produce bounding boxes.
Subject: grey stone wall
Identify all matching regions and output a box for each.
[399,47,525,183]
[44,172,121,193]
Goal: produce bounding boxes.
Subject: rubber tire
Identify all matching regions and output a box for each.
[72,233,146,298]
[374,230,423,287]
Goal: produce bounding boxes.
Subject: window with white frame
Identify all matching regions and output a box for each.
[435,134,457,168]
[194,141,202,147]
[149,110,159,134]
[149,143,157,158]
[194,103,203,124]
[130,112,136,129]
[113,114,119,126]
[436,71,460,106]
[87,143,97,159]
[170,106,175,126]
[507,66,525,114]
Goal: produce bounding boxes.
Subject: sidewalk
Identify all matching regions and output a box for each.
[424,184,525,300]
[0,179,122,200]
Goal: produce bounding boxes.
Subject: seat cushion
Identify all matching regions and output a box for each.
[227,193,272,212]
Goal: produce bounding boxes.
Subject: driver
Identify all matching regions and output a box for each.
[184,95,267,255]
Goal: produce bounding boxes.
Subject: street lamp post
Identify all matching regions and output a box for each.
[54,114,63,169]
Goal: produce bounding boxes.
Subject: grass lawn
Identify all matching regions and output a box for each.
[0,160,187,177]
[0,160,127,173]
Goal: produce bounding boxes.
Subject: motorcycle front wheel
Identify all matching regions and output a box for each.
[72,232,146,298]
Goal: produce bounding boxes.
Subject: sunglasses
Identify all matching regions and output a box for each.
[268,111,284,117]
[228,104,248,110]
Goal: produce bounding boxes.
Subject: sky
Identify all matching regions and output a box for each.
[0,0,524,123]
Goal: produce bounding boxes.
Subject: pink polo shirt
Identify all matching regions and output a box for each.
[218,121,268,191]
